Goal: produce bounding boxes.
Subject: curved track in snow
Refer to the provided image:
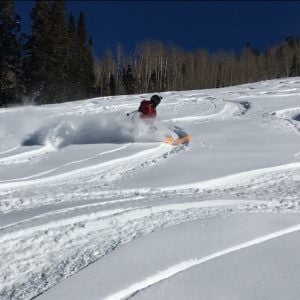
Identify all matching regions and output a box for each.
[105,223,300,300]
[1,78,300,300]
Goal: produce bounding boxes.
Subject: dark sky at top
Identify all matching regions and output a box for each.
[15,1,300,58]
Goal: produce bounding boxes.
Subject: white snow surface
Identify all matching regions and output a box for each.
[1,78,300,300]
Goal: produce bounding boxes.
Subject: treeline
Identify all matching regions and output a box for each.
[0,0,94,106]
[95,38,300,96]
[1,0,300,106]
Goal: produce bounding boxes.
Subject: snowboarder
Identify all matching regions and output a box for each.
[138,94,162,118]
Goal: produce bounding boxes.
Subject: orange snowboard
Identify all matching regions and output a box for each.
[164,134,191,145]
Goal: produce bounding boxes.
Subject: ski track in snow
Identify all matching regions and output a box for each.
[1,151,300,215]
[106,223,300,300]
[0,146,56,165]
[164,101,241,123]
[0,198,296,300]
[161,161,300,193]
[0,144,131,183]
[1,78,300,299]
[0,145,20,156]
[270,106,300,134]
[0,143,188,213]
[0,143,173,190]
[1,159,300,299]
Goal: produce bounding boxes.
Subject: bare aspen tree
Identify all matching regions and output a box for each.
[92,37,300,98]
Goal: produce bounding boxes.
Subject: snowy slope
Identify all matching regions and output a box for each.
[0,78,300,299]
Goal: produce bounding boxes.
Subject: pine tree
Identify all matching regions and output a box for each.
[76,11,87,98]
[284,37,300,77]
[109,73,116,95]
[98,72,109,96]
[48,0,68,102]
[66,13,78,100]
[26,0,69,104]
[26,8,96,103]
[25,0,51,104]
[148,70,157,92]
[87,37,95,96]
[290,54,300,76]
[122,65,136,94]
[76,12,95,99]
[0,0,21,105]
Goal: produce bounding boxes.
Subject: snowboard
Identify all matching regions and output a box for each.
[163,126,191,145]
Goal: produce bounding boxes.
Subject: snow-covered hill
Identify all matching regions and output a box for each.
[1,78,300,300]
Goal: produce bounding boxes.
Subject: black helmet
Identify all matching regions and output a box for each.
[151,94,162,107]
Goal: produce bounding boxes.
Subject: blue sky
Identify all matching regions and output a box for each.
[15,1,300,58]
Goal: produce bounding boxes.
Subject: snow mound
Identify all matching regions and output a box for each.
[270,107,300,132]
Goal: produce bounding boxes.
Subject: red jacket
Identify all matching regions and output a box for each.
[138,100,157,118]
